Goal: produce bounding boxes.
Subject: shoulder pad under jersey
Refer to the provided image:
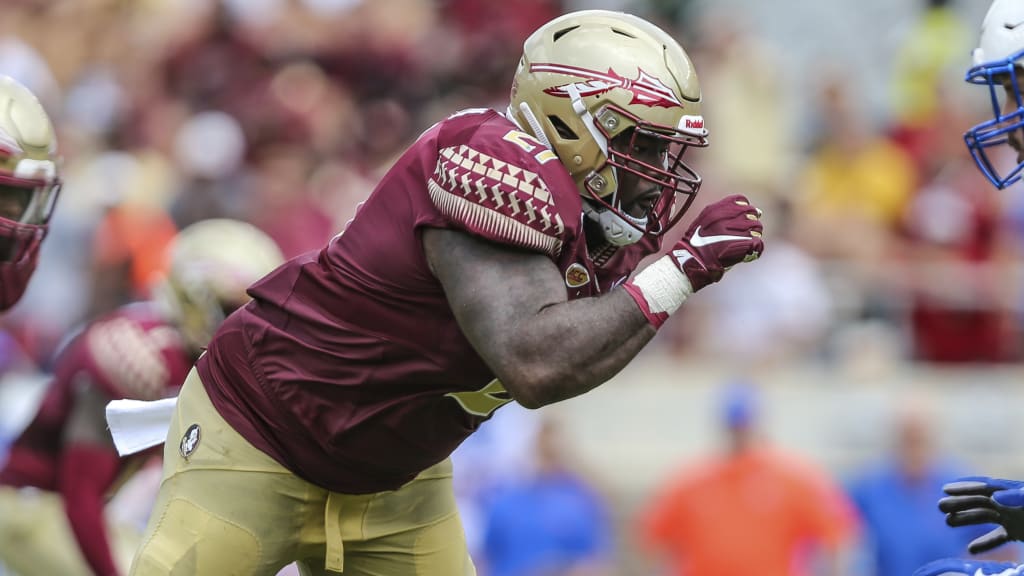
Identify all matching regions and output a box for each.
[427,113,578,257]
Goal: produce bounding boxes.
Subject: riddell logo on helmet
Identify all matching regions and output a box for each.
[533,63,682,108]
[680,115,704,130]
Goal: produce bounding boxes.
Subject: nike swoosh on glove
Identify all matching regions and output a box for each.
[623,194,764,328]
[914,558,1024,576]
[672,193,764,292]
[940,477,1024,553]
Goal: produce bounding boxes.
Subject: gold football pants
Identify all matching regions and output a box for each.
[130,368,476,576]
[0,484,141,576]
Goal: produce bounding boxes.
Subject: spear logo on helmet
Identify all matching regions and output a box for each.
[533,63,682,109]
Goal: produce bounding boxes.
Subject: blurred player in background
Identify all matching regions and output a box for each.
[0,74,60,312]
[0,219,283,576]
[126,9,764,576]
[914,0,1024,574]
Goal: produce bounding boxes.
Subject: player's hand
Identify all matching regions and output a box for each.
[913,558,1024,576]
[671,194,764,292]
[940,476,1024,553]
[623,194,764,328]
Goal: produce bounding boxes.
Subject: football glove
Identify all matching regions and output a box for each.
[624,194,763,328]
[913,558,1024,576]
[672,194,765,291]
[940,476,1024,554]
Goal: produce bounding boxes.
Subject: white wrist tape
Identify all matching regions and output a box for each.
[631,255,694,316]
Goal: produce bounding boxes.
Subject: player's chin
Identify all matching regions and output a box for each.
[623,205,650,219]
[627,195,659,218]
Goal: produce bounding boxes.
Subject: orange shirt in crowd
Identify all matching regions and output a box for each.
[639,447,859,576]
[93,204,178,293]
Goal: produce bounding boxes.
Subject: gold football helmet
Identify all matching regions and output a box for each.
[509,10,707,245]
[155,219,284,352]
[0,75,61,310]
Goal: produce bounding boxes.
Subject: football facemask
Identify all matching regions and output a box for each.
[965,0,1024,189]
[582,107,706,245]
[964,47,1024,189]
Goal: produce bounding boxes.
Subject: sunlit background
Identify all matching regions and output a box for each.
[1,0,1021,574]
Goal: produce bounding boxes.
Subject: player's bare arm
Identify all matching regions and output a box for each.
[424,189,763,409]
[424,226,655,409]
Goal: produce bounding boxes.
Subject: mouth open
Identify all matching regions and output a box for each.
[627,190,660,218]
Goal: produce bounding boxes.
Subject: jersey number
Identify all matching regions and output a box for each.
[446,379,513,417]
[502,130,558,164]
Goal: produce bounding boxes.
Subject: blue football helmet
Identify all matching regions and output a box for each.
[965,0,1024,189]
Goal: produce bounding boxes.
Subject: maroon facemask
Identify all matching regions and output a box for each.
[0,216,46,311]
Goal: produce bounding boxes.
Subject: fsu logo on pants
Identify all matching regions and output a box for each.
[180,423,201,459]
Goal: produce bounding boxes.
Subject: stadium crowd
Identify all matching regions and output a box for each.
[0,0,1015,368]
[0,0,1013,368]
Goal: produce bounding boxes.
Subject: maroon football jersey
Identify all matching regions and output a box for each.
[199,109,663,493]
[0,303,192,490]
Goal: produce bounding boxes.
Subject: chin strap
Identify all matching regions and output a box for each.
[513,102,553,149]
[583,201,646,246]
[565,83,607,157]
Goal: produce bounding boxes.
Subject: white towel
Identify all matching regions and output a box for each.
[105,397,178,456]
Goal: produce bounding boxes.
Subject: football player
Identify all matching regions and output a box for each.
[0,74,60,311]
[128,10,764,576]
[0,219,283,576]
[915,0,1024,574]
[962,0,1024,190]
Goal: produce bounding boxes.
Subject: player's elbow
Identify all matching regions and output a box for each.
[507,386,554,410]
[500,362,586,409]
[499,367,545,409]
[512,392,546,410]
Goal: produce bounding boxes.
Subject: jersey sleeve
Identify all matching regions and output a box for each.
[81,315,184,401]
[425,118,576,258]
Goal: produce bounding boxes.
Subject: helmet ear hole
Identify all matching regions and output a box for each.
[549,116,579,140]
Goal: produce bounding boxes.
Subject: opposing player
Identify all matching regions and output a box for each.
[0,219,283,576]
[915,0,1024,574]
[128,10,764,576]
[0,74,61,311]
